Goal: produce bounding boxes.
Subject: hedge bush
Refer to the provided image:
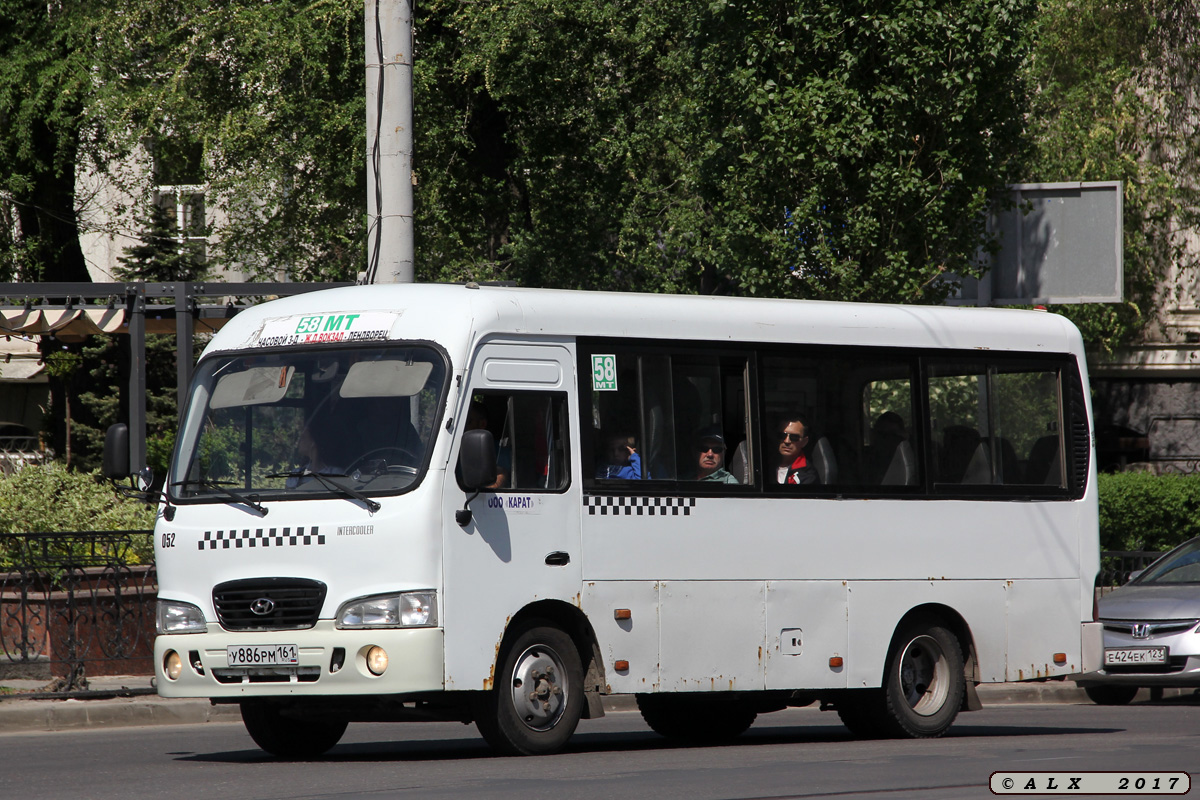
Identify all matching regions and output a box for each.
[1097,471,1200,553]
[0,463,156,568]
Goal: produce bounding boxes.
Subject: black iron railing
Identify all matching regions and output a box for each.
[0,531,155,691]
[1099,550,1163,588]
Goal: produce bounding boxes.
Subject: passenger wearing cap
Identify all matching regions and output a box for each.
[694,428,739,484]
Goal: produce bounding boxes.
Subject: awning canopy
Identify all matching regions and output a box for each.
[0,307,126,336]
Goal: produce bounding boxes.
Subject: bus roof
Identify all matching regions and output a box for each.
[202,283,1085,361]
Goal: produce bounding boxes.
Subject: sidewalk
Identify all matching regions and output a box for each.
[3,676,1196,734]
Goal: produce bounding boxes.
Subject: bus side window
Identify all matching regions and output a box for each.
[927,361,1065,489]
[461,392,570,491]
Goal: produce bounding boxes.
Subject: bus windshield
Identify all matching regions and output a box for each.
[170,344,447,503]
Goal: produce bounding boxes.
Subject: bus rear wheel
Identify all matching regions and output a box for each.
[240,701,348,758]
[839,622,965,739]
[636,693,758,744]
[883,623,964,738]
[474,621,584,756]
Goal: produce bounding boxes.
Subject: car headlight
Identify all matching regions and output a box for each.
[157,599,207,634]
[336,591,438,629]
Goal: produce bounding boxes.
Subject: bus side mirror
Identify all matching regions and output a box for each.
[459,429,498,491]
[102,423,130,480]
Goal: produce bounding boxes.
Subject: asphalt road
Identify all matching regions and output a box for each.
[3,702,1199,800]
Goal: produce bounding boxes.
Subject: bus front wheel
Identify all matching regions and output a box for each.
[475,621,585,756]
[240,701,348,758]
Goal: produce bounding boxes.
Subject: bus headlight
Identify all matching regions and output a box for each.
[157,599,207,634]
[336,591,438,629]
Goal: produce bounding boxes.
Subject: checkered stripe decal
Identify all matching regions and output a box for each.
[199,527,325,550]
[584,496,695,516]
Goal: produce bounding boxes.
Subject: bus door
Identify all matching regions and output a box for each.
[441,342,580,691]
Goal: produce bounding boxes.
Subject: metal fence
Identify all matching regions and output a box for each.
[0,434,50,476]
[0,531,155,692]
[1099,550,1163,588]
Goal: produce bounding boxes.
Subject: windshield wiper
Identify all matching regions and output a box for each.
[267,470,381,513]
[172,478,268,516]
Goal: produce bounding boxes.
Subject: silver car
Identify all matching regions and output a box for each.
[1077,537,1200,705]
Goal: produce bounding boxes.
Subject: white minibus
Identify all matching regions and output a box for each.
[107,284,1101,756]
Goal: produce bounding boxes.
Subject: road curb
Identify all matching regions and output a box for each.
[0,696,240,734]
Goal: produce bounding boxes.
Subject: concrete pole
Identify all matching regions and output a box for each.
[365,0,414,284]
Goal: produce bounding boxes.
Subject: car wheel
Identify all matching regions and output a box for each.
[1084,685,1139,705]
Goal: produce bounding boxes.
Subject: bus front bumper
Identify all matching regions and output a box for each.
[155,622,444,698]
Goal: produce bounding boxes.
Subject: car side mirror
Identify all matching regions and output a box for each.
[459,429,498,491]
[102,423,130,479]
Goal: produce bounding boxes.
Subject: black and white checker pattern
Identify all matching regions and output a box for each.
[199,527,325,550]
[584,496,695,516]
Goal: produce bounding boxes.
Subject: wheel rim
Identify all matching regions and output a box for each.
[509,643,570,732]
[898,634,950,716]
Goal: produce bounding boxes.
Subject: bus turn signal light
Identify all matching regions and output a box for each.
[1054,653,1067,665]
[829,656,843,668]
[614,609,631,620]
[614,660,629,671]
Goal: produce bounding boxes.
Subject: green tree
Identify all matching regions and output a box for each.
[0,0,95,283]
[1027,0,1200,351]
[88,1,365,282]
[415,0,1035,301]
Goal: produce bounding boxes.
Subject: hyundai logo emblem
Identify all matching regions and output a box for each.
[250,597,276,616]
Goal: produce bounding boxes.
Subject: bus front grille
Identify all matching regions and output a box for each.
[213,578,327,630]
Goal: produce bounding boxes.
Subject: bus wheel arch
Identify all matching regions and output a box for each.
[894,604,980,699]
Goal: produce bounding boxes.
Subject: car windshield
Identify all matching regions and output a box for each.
[1134,538,1200,585]
[170,344,447,503]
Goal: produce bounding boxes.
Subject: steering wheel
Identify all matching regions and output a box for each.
[347,446,420,477]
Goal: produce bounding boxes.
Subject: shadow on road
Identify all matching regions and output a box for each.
[175,718,1122,765]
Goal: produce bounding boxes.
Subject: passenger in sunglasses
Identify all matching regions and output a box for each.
[694,427,739,484]
[775,416,817,485]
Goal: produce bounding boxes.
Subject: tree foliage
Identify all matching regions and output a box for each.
[0,0,95,282]
[1027,0,1200,351]
[6,0,1192,341]
[86,1,365,281]
[416,0,1035,301]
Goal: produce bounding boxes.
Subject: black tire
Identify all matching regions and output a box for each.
[240,701,348,758]
[474,620,585,756]
[838,622,965,739]
[1085,685,1139,706]
[636,693,758,744]
[835,690,889,739]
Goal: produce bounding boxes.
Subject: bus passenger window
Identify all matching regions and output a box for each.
[583,346,751,487]
[928,361,1064,488]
